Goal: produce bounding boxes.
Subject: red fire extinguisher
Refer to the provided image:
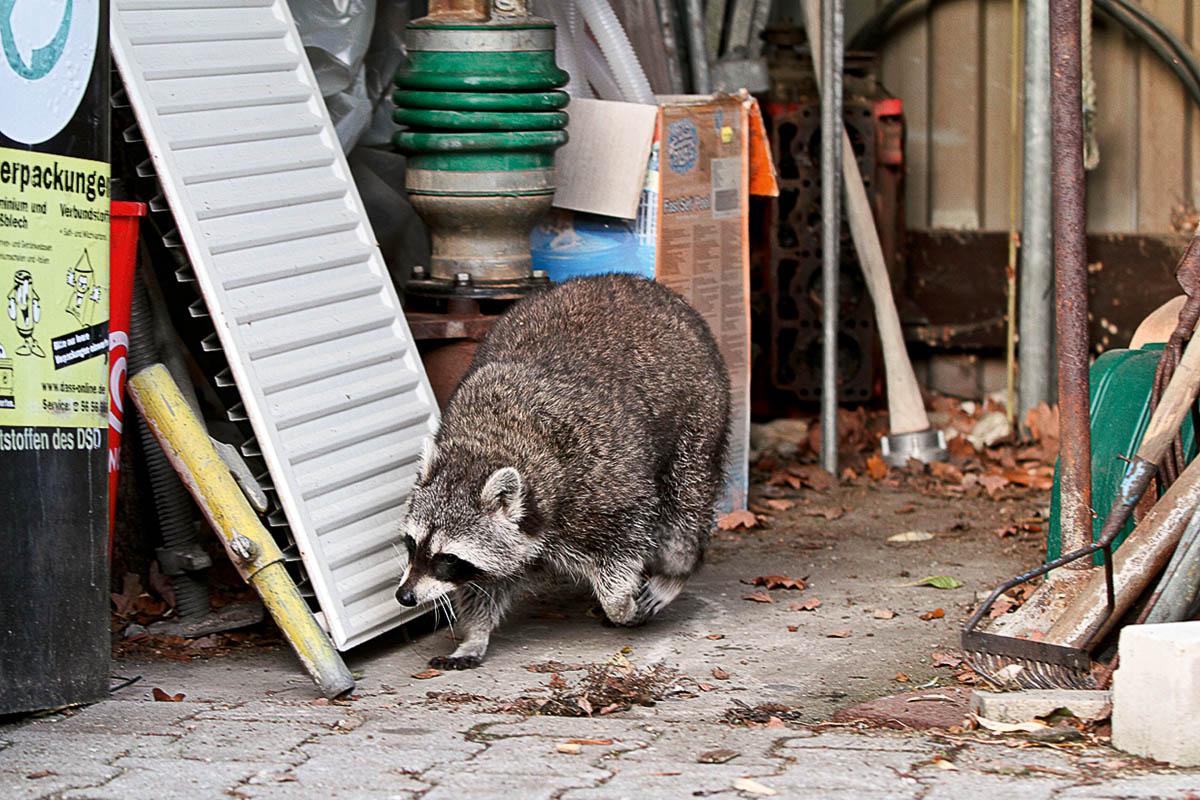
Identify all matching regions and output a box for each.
[108,201,148,555]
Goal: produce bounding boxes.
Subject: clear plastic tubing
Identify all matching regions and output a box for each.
[538,0,592,98]
[574,0,656,104]
[578,33,624,101]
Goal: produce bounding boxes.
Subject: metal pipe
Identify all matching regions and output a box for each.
[129,274,211,621]
[655,0,686,94]
[1019,0,1055,429]
[683,0,712,94]
[1050,0,1092,561]
[820,0,843,475]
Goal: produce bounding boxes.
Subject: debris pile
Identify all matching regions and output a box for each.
[492,656,685,717]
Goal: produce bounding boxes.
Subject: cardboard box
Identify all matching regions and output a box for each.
[553,94,778,510]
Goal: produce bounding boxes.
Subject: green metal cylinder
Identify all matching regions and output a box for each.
[393,4,569,286]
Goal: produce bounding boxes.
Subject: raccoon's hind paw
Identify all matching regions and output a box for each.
[429,654,483,670]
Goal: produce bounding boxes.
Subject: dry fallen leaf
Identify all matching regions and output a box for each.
[786,624,799,632]
[765,716,786,729]
[888,530,934,543]
[767,470,803,490]
[805,505,845,521]
[705,633,725,640]
[548,673,567,689]
[765,498,795,511]
[742,591,774,604]
[789,463,835,491]
[931,652,964,668]
[556,742,582,755]
[717,510,759,531]
[979,473,1009,497]
[789,597,822,612]
[894,503,917,514]
[973,714,1050,734]
[697,683,717,692]
[711,667,732,680]
[411,669,442,680]
[919,608,946,621]
[988,594,1017,619]
[932,757,959,771]
[827,629,852,638]
[751,575,806,590]
[732,777,777,796]
[895,672,910,683]
[566,738,614,746]
[872,608,897,620]
[866,454,889,479]
[698,748,740,764]
[151,687,185,702]
[930,461,964,483]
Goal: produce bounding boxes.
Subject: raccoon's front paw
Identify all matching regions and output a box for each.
[591,604,645,628]
[429,654,483,671]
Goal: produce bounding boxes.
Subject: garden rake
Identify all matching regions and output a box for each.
[962,307,1200,689]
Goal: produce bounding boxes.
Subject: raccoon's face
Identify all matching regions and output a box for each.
[394,441,537,608]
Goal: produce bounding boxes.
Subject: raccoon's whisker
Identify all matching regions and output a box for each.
[468,581,496,615]
[438,594,457,639]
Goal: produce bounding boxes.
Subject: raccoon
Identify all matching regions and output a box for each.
[395,273,730,669]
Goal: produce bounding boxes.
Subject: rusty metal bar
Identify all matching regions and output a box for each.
[1050,0,1092,563]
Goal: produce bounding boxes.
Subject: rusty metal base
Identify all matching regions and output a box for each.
[147,600,265,638]
[405,296,506,410]
[406,271,548,303]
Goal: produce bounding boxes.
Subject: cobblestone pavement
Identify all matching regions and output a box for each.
[4,486,1198,798]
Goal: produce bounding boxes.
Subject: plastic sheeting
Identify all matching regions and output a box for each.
[288,0,410,152]
[288,0,428,289]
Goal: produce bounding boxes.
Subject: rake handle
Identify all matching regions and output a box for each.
[1137,328,1200,461]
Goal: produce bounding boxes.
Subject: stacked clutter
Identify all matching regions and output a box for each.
[393,3,570,299]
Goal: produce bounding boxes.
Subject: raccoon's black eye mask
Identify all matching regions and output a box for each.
[430,552,482,583]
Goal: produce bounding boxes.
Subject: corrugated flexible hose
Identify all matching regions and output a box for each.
[128,273,211,621]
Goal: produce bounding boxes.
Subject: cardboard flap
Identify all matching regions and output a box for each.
[743,95,779,198]
[553,98,659,220]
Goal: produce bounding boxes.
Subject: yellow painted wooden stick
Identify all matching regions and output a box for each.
[129,363,355,699]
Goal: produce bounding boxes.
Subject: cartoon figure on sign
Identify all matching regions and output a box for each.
[7,269,43,357]
[65,249,101,326]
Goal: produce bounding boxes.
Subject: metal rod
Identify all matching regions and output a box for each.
[820,0,843,475]
[1019,0,1055,429]
[1050,0,1092,561]
[684,0,712,94]
[655,0,686,94]
[1004,0,1021,427]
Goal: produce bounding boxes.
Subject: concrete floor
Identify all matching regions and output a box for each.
[3,483,1198,798]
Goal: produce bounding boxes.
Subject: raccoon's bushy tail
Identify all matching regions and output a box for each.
[634,574,687,622]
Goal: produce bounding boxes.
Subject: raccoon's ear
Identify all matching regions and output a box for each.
[481,466,525,522]
[418,437,438,483]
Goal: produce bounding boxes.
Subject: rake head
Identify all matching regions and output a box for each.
[961,630,1095,690]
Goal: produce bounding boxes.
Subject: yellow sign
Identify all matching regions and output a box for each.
[0,147,109,438]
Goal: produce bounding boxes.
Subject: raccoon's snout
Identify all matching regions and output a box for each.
[396,587,417,607]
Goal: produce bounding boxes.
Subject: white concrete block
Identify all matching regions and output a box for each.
[970,689,1111,724]
[1112,622,1200,766]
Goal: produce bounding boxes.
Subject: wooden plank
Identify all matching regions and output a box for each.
[879,1,931,228]
[1087,12,1140,233]
[1189,3,1200,222]
[928,0,982,229]
[1136,0,1187,233]
[981,0,1021,230]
